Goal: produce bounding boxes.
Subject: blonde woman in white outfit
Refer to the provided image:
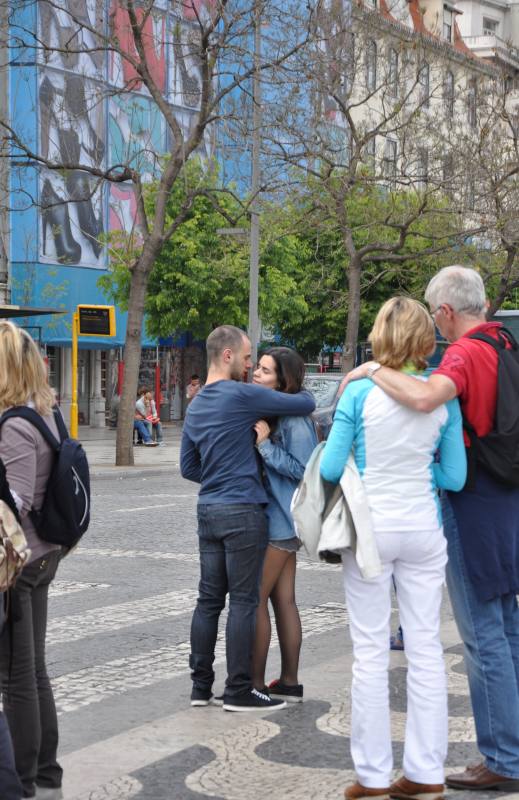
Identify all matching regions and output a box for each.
[320,298,467,800]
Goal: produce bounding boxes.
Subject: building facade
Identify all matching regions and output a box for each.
[7,0,212,426]
[4,0,518,426]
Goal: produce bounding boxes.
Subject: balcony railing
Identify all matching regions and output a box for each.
[463,34,519,68]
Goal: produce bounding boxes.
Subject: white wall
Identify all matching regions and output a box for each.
[456,0,509,39]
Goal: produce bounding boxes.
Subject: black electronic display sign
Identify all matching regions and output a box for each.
[77,305,116,337]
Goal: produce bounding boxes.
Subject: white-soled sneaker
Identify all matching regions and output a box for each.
[36,788,64,800]
[223,687,287,712]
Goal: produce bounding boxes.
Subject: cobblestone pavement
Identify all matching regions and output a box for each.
[49,469,518,800]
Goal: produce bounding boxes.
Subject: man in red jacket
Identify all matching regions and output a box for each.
[344,266,519,799]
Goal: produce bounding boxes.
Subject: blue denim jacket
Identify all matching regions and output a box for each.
[256,415,318,540]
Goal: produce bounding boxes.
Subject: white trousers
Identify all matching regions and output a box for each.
[342,528,448,788]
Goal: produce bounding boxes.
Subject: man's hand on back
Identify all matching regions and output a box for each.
[337,362,373,398]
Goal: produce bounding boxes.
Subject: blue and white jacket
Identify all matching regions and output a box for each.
[256,415,318,540]
[320,376,467,531]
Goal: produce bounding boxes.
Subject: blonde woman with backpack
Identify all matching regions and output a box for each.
[0,322,63,800]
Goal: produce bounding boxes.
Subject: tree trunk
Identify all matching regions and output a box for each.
[115,246,155,466]
[342,256,362,373]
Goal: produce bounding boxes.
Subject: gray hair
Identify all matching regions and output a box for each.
[206,325,246,365]
[424,266,486,317]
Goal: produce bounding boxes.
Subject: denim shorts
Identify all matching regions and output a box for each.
[269,537,301,553]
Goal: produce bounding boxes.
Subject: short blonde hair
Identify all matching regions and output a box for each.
[0,321,54,415]
[369,296,436,371]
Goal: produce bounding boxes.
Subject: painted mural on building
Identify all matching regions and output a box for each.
[37,0,216,270]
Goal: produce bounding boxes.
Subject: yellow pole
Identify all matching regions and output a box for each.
[70,311,78,439]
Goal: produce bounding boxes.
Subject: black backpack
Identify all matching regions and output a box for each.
[0,406,90,546]
[463,327,519,488]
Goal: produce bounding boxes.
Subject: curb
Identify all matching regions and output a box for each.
[90,465,178,481]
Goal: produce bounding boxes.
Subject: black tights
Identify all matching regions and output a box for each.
[251,545,302,690]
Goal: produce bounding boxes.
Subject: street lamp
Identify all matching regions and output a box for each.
[248,2,262,366]
[217,3,262,365]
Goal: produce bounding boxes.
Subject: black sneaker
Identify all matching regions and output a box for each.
[191,688,220,707]
[223,688,287,712]
[268,679,304,703]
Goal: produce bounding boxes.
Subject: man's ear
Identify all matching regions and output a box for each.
[222,348,232,363]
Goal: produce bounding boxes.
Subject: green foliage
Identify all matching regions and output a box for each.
[100,162,475,359]
[262,184,474,356]
[100,161,311,343]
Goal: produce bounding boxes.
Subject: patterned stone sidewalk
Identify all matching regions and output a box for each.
[59,641,519,800]
[48,472,519,800]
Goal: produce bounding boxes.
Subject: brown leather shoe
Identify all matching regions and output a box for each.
[344,782,390,800]
[445,763,519,791]
[389,776,444,800]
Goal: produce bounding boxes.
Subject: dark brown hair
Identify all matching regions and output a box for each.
[260,347,305,394]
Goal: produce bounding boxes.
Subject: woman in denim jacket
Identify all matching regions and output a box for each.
[251,347,318,703]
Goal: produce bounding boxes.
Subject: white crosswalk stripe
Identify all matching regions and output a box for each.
[49,581,111,598]
[52,603,348,714]
[47,590,199,645]
[78,547,337,571]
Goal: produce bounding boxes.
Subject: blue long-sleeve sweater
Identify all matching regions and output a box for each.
[181,380,315,505]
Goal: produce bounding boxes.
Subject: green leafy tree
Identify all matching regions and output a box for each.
[263,186,475,359]
[102,171,475,363]
[100,163,311,345]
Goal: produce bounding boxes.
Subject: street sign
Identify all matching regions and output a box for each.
[77,305,116,337]
[216,227,248,236]
[71,305,116,437]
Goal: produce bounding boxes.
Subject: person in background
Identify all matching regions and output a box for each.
[136,386,163,445]
[186,374,202,403]
[251,347,317,703]
[133,412,158,447]
[321,298,466,800]
[0,322,64,800]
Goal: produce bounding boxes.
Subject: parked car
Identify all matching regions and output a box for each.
[304,373,344,440]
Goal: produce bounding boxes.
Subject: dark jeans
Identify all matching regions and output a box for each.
[0,711,22,800]
[190,503,268,698]
[133,419,152,444]
[442,494,519,777]
[0,551,62,797]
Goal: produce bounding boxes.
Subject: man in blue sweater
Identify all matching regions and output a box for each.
[181,325,315,712]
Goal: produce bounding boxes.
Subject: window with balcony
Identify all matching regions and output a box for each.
[443,153,454,195]
[417,148,429,186]
[443,7,453,41]
[383,138,397,182]
[482,17,499,36]
[418,62,430,108]
[388,48,399,97]
[344,31,356,94]
[467,80,477,128]
[365,135,376,165]
[466,178,475,211]
[366,40,377,91]
[444,70,455,117]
